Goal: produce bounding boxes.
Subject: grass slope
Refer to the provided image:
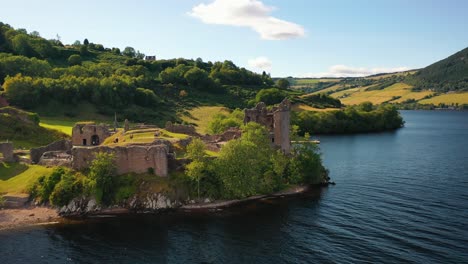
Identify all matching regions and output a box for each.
[419,92,468,105]
[179,106,231,134]
[331,83,434,105]
[0,107,69,149]
[0,163,53,194]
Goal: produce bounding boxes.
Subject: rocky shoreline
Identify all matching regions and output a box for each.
[0,183,331,231]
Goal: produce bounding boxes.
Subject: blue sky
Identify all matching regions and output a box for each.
[1,0,468,77]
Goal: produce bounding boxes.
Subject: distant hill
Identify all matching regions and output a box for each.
[407,47,468,92]
[294,47,468,107]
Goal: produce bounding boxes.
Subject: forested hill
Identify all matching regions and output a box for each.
[406,46,468,92]
[0,21,274,124]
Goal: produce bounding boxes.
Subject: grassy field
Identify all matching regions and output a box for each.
[419,92,468,105]
[364,70,417,80]
[39,118,77,136]
[103,128,189,146]
[330,82,435,105]
[292,103,341,112]
[294,78,341,85]
[0,163,52,195]
[179,106,231,134]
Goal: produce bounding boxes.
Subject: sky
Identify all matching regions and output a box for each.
[1,0,468,77]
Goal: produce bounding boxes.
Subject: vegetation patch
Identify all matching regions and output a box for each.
[0,163,53,195]
[419,92,468,105]
[293,102,404,135]
[179,106,231,134]
[0,107,68,148]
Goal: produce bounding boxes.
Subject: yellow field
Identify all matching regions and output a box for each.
[0,163,53,195]
[419,93,468,105]
[39,118,76,135]
[292,104,340,112]
[364,70,417,80]
[294,78,340,85]
[179,106,230,134]
[330,82,435,105]
[103,128,188,146]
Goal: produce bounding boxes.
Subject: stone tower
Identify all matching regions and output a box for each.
[244,98,291,154]
[273,99,291,154]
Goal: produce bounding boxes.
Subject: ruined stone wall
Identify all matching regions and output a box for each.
[72,123,111,146]
[273,99,291,153]
[30,139,72,164]
[243,102,274,130]
[274,109,291,153]
[72,145,169,176]
[165,121,198,136]
[0,142,14,162]
[244,99,291,153]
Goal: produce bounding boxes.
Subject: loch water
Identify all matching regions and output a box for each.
[1,110,468,263]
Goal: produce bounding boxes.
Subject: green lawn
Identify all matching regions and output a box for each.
[0,163,53,195]
[419,92,468,105]
[39,118,77,136]
[179,106,231,134]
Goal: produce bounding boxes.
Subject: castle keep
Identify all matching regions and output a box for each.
[244,98,291,153]
[68,122,170,176]
[72,123,111,146]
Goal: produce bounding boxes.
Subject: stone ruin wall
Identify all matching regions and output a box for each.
[0,142,14,162]
[243,99,291,153]
[72,145,169,177]
[165,121,198,136]
[273,106,291,154]
[72,124,111,146]
[30,139,72,164]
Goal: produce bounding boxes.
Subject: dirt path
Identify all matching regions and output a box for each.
[0,207,61,231]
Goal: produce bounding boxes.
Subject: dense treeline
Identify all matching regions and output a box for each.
[184,123,328,199]
[296,93,342,108]
[0,22,274,118]
[293,102,404,135]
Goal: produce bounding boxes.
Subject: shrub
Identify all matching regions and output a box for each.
[88,152,117,205]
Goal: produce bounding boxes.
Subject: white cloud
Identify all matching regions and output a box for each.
[189,0,305,40]
[300,65,410,78]
[248,56,272,72]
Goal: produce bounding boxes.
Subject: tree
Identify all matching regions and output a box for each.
[122,46,136,57]
[185,138,207,199]
[276,78,290,89]
[255,88,287,105]
[30,31,40,37]
[184,67,210,90]
[135,50,145,60]
[68,54,82,66]
[79,45,89,56]
[83,38,89,46]
[3,74,39,108]
[88,152,117,205]
[213,122,279,198]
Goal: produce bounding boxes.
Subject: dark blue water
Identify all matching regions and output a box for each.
[1,110,468,263]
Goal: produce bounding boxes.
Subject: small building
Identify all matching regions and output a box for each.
[145,55,156,61]
[72,123,111,146]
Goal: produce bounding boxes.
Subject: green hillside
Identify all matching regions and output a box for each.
[407,47,468,92]
[0,21,275,126]
[0,107,68,148]
[296,47,468,107]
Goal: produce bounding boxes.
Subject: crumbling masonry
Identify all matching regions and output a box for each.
[244,98,291,153]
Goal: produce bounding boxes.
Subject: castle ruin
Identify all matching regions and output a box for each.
[72,144,169,177]
[244,98,291,153]
[72,123,111,146]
